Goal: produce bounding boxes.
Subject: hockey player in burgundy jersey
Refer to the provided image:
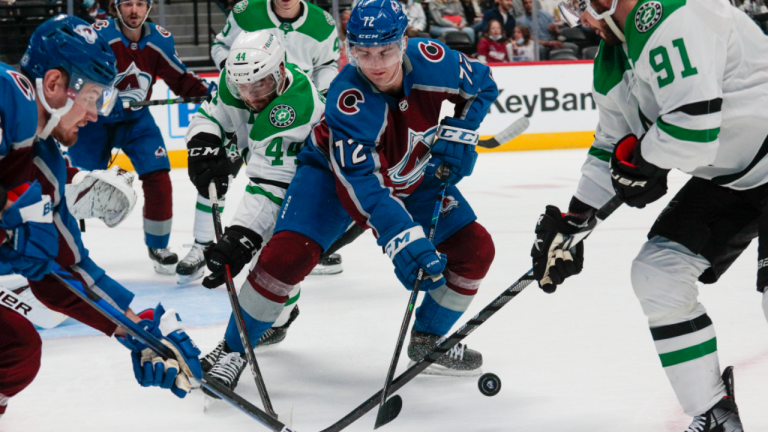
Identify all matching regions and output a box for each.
[200,0,498,390]
[0,16,202,420]
[67,0,217,275]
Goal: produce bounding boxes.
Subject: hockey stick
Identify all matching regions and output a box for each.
[208,182,279,419]
[122,95,212,109]
[477,117,530,149]
[374,164,453,429]
[321,195,624,432]
[48,268,292,432]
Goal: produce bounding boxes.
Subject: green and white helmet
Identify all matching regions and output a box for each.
[225,31,287,103]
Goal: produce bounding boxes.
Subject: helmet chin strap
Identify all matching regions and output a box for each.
[117,4,152,31]
[602,11,626,43]
[382,61,403,87]
[37,78,74,140]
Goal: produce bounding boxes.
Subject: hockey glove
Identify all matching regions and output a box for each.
[610,134,669,209]
[205,81,218,95]
[431,121,480,178]
[203,225,263,289]
[0,182,58,280]
[65,166,138,227]
[103,97,125,122]
[187,132,229,199]
[531,198,595,293]
[425,156,463,185]
[116,304,203,399]
[386,225,447,291]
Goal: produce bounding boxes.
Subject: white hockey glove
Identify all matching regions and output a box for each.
[65,166,138,227]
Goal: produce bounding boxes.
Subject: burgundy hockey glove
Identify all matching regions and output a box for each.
[610,134,669,208]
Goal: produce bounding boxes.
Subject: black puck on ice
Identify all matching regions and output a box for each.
[478,373,501,396]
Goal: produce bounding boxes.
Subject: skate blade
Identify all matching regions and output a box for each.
[203,395,218,412]
[153,261,177,275]
[177,267,205,285]
[407,360,483,377]
[309,264,343,275]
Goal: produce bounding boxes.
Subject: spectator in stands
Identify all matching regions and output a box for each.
[399,0,427,37]
[479,0,516,39]
[339,8,350,70]
[477,19,509,63]
[429,0,476,43]
[461,0,484,30]
[516,0,562,49]
[508,24,535,61]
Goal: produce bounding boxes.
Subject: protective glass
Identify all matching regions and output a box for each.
[558,0,609,27]
[67,73,118,116]
[226,74,279,102]
[346,39,406,69]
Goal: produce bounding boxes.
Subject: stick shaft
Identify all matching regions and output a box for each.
[123,95,212,108]
[208,182,277,418]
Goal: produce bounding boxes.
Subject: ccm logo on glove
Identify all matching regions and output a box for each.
[187,147,220,157]
[436,125,479,146]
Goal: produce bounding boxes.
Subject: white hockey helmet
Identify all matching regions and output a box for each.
[225,31,286,104]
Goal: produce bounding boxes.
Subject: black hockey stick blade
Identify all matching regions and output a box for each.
[478,117,530,148]
[374,395,402,429]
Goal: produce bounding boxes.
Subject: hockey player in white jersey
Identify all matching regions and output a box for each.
[532,0,768,430]
[184,31,325,377]
[210,0,339,94]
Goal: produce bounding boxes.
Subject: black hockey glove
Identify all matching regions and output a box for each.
[187,132,229,199]
[203,225,263,289]
[531,198,595,293]
[610,134,669,209]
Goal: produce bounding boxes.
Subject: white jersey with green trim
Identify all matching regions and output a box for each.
[211,0,340,93]
[622,0,768,190]
[575,41,646,210]
[185,63,325,238]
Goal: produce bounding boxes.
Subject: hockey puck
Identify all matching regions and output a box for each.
[478,373,501,396]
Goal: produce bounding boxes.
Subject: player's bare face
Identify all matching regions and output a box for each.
[119,1,149,28]
[273,0,299,12]
[55,84,101,147]
[579,7,621,46]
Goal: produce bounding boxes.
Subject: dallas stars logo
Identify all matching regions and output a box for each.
[635,1,663,33]
[233,0,248,13]
[269,104,296,128]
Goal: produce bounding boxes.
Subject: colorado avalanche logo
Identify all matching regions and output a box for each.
[337,89,364,115]
[114,62,152,111]
[418,41,445,63]
[387,126,437,191]
[74,24,98,44]
[93,20,109,30]
[441,195,460,215]
[390,0,401,13]
[5,70,35,102]
[156,26,172,38]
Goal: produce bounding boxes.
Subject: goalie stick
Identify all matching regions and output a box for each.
[123,95,212,109]
[477,117,530,149]
[48,267,293,432]
[328,195,624,431]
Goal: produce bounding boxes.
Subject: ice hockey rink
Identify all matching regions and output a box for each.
[3,149,767,432]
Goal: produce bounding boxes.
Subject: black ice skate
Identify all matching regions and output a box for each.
[309,253,343,275]
[176,242,212,284]
[684,366,743,432]
[407,329,483,377]
[202,350,247,408]
[147,247,178,275]
[201,339,226,373]
[256,305,300,348]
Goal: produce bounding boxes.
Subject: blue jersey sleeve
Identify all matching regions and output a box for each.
[0,64,37,159]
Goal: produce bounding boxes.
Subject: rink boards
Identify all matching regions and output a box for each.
[113,60,597,171]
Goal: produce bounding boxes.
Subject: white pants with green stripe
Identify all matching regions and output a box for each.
[631,237,726,417]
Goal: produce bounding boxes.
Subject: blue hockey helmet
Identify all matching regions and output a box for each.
[21,15,118,117]
[346,0,408,69]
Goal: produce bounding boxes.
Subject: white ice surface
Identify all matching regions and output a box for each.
[4,149,768,432]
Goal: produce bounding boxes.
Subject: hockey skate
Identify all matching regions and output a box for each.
[147,247,178,275]
[201,339,226,373]
[310,253,343,275]
[684,366,743,432]
[176,242,212,284]
[202,350,247,409]
[256,305,300,348]
[407,329,483,377]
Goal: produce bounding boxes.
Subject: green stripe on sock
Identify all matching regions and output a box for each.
[659,337,717,367]
[284,291,300,306]
[587,146,612,162]
[657,118,720,143]
[245,184,283,206]
[195,203,223,214]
